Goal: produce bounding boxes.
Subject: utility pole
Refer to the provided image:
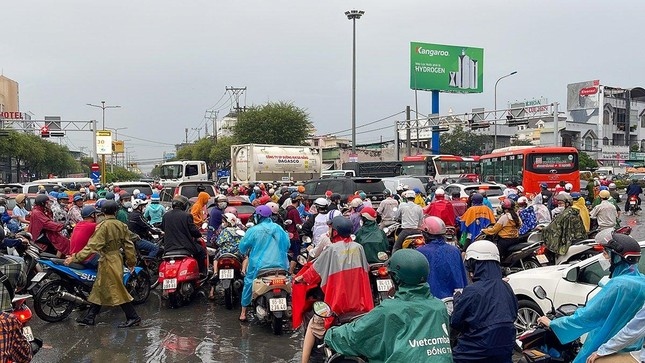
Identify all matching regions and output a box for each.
[192,127,201,140]
[205,110,219,143]
[226,87,247,113]
[406,106,412,156]
[185,128,188,143]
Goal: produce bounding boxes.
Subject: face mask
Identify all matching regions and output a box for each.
[598,255,611,271]
[218,202,227,210]
[0,206,5,214]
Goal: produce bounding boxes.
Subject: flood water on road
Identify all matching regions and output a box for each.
[28,213,645,363]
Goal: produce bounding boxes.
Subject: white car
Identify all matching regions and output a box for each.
[443,183,505,210]
[508,241,645,335]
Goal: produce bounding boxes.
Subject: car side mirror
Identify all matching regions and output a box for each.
[565,267,579,282]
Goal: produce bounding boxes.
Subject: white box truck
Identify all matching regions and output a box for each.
[231,144,322,183]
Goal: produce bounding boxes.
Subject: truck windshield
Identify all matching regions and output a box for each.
[160,165,183,179]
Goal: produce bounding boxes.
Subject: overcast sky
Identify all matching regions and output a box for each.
[4,1,644,172]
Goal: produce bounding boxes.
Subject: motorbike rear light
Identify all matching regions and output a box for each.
[413,238,425,246]
[593,244,605,252]
[536,245,547,255]
[271,278,285,286]
[15,307,32,324]
[272,288,282,294]
[377,266,389,277]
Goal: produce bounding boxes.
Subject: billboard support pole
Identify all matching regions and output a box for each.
[406,106,412,156]
[394,121,400,161]
[431,90,440,154]
[553,102,559,147]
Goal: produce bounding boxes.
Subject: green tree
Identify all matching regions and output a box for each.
[510,138,533,146]
[579,151,598,170]
[106,165,141,183]
[210,136,235,167]
[439,125,487,155]
[233,101,313,145]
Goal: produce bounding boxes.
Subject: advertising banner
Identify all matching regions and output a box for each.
[410,42,484,93]
[567,80,600,111]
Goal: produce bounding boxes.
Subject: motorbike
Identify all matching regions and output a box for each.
[368,252,392,305]
[311,300,367,363]
[30,258,150,322]
[216,252,244,310]
[10,294,43,357]
[382,222,400,250]
[401,233,426,249]
[251,268,292,335]
[627,195,640,216]
[517,286,582,362]
[474,232,542,275]
[158,236,212,309]
[135,235,164,290]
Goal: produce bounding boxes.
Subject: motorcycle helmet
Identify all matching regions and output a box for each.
[599,190,611,199]
[386,249,429,286]
[329,216,353,237]
[471,193,484,205]
[360,207,377,221]
[564,183,573,192]
[421,216,446,235]
[601,233,641,265]
[100,200,119,215]
[325,190,333,198]
[48,191,57,198]
[359,191,367,200]
[314,197,329,212]
[465,240,500,272]
[517,186,525,194]
[501,199,514,210]
[608,183,617,190]
[434,188,445,199]
[383,189,392,197]
[105,192,115,200]
[349,198,363,209]
[34,194,50,207]
[151,193,160,202]
[223,212,238,226]
[133,189,141,196]
[517,196,529,206]
[506,193,519,202]
[570,192,582,199]
[224,206,238,216]
[330,193,341,202]
[73,193,84,202]
[540,182,548,189]
[403,190,416,199]
[57,192,69,200]
[254,205,272,224]
[81,205,98,219]
[555,193,573,205]
[171,195,189,210]
[266,202,280,215]
[599,186,609,191]
[137,193,147,201]
[132,199,148,210]
[95,198,107,209]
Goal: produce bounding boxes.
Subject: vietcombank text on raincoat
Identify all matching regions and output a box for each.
[238,218,289,307]
[550,263,645,363]
[324,284,453,363]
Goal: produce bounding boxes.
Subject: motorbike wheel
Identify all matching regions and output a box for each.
[33,280,76,322]
[224,286,234,310]
[515,300,543,337]
[146,259,160,289]
[271,315,283,335]
[127,270,151,305]
[521,258,541,270]
[168,292,181,309]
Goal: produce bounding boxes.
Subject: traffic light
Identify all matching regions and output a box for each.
[40,126,50,138]
[506,115,529,126]
[469,119,490,130]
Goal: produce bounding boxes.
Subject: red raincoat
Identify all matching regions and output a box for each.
[28,205,70,255]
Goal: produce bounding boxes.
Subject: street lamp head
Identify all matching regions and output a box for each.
[510,71,518,75]
[345,9,365,20]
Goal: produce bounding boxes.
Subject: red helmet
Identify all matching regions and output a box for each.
[113,186,121,193]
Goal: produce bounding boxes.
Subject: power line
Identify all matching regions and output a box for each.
[118,133,175,146]
[324,111,404,135]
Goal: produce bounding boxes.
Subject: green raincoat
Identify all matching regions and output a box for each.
[354,220,390,264]
[324,284,453,363]
[72,216,136,306]
[542,207,588,256]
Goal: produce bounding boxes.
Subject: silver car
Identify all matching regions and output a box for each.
[443,183,505,210]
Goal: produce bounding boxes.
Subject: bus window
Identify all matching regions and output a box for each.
[526,153,578,174]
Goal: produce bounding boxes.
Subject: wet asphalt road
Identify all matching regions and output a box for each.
[28,213,645,363]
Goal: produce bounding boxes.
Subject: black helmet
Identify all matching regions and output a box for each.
[100,200,119,215]
[602,233,641,265]
[386,249,429,286]
[34,194,50,207]
[172,195,189,210]
[328,216,352,237]
[330,193,342,202]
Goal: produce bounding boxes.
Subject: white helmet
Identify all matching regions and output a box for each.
[132,199,148,210]
[465,240,500,263]
[313,197,329,208]
[133,189,141,196]
[609,183,617,189]
[517,196,529,205]
[403,190,416,199]
[349,198,363,209]
[564,183,573,191]
[600,175,606,180]
[517,185,525,193]
[435,188,445,196]
[223,212,238,226]
[266,202,280,214]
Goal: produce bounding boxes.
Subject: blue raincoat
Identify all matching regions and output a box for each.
[238,218,290,307]
[550,262,645,363]
[416,236,468,299]
[451,260,518,363]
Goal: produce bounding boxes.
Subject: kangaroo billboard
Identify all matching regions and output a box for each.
[410,42,484,93]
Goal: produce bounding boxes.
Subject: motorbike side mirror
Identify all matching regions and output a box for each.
[313,301,333,318]
[533,286,547,300]
[235,230,246,237]
[297,254,307,265]
[201,222,208,230]
[377,252,389,261]
[245,222,255,229]
[284,219,293,225]
[302,236,312,244]
[383,227,390,234]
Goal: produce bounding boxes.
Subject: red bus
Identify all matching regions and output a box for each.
[479,146,579,195]
[402,155,479,184]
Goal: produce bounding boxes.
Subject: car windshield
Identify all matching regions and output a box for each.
[121,185,153,195]
[160,165,183,179]
[355,180,385,194]
[465,186,503,197]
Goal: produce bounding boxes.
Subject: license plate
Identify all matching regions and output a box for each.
[219,269,234,279]
[31,272,47,283]
[630,201,636,205]
[269,297,287,311]
[376,279,393,292]
[536,254,549,264]
[23,326,34,341]
[162,278,177,290]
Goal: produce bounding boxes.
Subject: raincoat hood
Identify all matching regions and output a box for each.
[572,197,591,232]
[196,192,210,206]
[393,283,432,300]
[471,260,503,281]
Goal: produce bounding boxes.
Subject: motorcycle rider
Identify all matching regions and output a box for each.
[323,249,453,362]
[416,216,468,299]
[591,190,619,231]
[285,193,303,274]
[354,207,389,264]
[67,193,85,225]
[207,194,228,245]
[209,213,244,300]
[66,200,141,328]
[625,179,643,215]
[517,196,538,237]
[116,192,131,224]
[459,193,496,249]
[531,194,552,224]
[482,199,521,258]
[238,205,290,322]
[537,233,645,363]
[69,206,100,268]
[0,256,33,363]
[542,193,588,256]
[52,192,69,224]
[347,197,364,234]
[127,199,160,259]
[451,191,467,217]
[424,188,457,229]
[328,193,342,211]
[28,194,70,256]
[452,240,518,363]
[191,191,210,228]
[302,198,339,248]
[393,190,424,253]
[143,193,165,227]
[161,195,206,276]
[608,183,621,205]
[376,189,399,229]
[295,216,374,363]
[11,193,30,226]
[587,302,645,363]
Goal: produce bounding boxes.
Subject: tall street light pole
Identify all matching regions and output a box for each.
[345,9,364,156]
[87,101,121,184]
[494,71,518,150]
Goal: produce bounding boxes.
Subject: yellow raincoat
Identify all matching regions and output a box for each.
[191,192,210,227]
[72,216,136,306]
[572,197,591,232]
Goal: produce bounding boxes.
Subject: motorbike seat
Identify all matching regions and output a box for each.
[507,242,536,253]
[50,258,87,270]
[219,253,241,261]
[369,262,386,270]
[337,311,366,324]
[257,268,289,278]
[162,249,191,259]
[40,252,58,259]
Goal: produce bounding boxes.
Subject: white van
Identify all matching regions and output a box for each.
[381,176,425,194]
[159,160,209,186]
